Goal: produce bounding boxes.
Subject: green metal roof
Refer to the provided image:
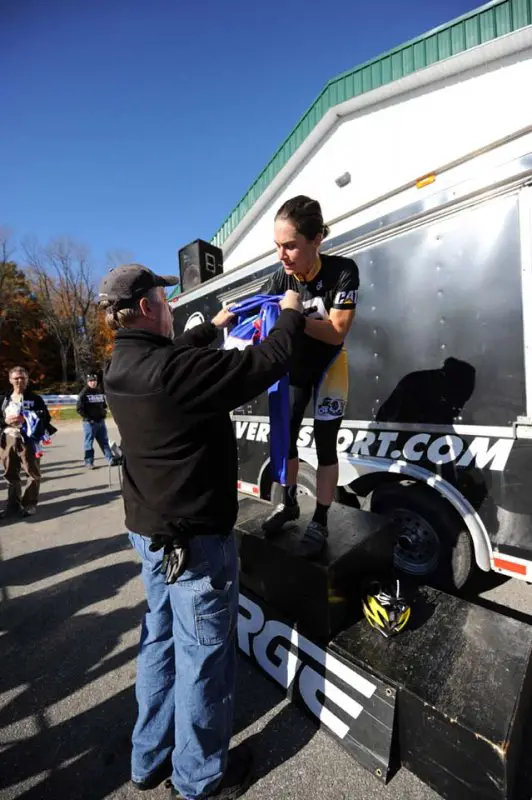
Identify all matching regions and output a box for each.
[211,0,532,249]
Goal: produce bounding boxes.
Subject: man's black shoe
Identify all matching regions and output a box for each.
[0,503,22,519]
[131,754,172,791]
[169,742,253,800]
[21,505,37,518]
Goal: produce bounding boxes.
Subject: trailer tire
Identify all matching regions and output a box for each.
[296,463,317,498]
[270,462,317,505]
[368,482,475,592]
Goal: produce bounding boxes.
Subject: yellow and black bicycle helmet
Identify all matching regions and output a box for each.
[362,579,411,638]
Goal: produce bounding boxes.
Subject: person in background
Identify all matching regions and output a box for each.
[0,366,56,518]
[262,195,359,558]
[76,372,116,469]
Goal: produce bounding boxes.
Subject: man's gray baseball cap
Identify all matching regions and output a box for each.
[98,264,178,309]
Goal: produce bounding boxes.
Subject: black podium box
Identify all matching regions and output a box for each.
[235,495,396,641]
[238,586,397,781]
[331,588,532,800]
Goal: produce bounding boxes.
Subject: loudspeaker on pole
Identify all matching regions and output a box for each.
[178,239,223,293]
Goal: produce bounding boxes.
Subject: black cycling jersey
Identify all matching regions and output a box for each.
[263,253,359,385]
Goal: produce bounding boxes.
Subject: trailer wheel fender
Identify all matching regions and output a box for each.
[297,449,492,573]
[366,482,476,591]
[260,459,317,503]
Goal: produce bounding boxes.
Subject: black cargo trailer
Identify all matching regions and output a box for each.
[172,147,532,592]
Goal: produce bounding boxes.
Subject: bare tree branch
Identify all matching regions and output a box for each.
[22,236,98,383]
[0,226,15,294]
[0,227,18,337]
[0,226,14,262]
[106,248,135,269]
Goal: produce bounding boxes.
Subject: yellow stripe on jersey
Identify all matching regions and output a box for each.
[294,255,322,284]
[314,348,348,421]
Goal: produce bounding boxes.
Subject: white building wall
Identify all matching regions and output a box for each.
[224,46,532,271]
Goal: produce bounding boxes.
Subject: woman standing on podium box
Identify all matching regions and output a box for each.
[262,195,359,559]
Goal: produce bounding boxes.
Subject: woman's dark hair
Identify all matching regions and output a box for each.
[275,195,330,241]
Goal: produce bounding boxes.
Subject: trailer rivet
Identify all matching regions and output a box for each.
[376,768,383,777]
[385,688,393,697]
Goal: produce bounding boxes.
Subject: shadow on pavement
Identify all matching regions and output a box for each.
[0,532,130,587]
[462,569,510,596]
[40,464,110,475]
[0,546,317,800]
[39,459,81,471]
[41,470,87,481]
[36,487,80,504]
[0,553,143,799]
[24,488,122,523]
[3,687,135,800]
[38,485,115,505]
[245,705,318,787]
[234,656,317,787]
[2,656,318,800]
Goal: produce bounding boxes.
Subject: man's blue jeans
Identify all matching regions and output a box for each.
[128,530,238,799]
[83,420,113,465]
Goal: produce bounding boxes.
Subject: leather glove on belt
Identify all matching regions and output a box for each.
[149,534,190,585]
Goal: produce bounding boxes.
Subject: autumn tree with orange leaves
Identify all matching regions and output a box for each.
[0,230,125,390]
[0,230,56,383]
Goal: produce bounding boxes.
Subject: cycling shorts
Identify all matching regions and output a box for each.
[289,348,348,466]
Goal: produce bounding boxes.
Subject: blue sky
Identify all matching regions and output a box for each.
[2,0,483,280]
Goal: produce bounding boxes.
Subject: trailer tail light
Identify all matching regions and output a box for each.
[493,557,527,576]
[237,480,260,496]
[416,173,436,189]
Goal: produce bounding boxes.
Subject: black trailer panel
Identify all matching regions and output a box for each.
[171,155,532,577]
[345,191,525,426]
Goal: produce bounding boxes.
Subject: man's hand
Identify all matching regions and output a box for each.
[212,306,235,329]
[280,290,302,313]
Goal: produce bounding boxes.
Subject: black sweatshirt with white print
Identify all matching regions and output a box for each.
[76,384,108,422]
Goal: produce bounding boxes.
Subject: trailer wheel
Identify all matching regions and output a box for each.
[368,482,475,592]
[296,463,317,498]
[269,462,317,505]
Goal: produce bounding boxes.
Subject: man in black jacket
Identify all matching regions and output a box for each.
[0,366,56,517]
[99,263,303,800]
[76,373,114,469]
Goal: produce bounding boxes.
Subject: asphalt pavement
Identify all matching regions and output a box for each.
[1,421,532,800]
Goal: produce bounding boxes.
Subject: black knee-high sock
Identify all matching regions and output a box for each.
[312,502,330,527]
[284,485,298,506]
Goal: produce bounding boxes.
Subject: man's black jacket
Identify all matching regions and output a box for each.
[76,385,108,422]
[104,310,304,538]
[0,388,56,441]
